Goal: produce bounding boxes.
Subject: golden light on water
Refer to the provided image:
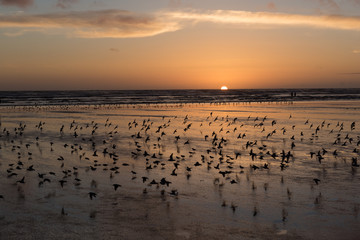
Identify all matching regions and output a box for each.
[221,86,228,90]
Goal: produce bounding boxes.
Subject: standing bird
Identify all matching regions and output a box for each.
[59,180,67,188]
[113,184,121,191]
[88,192,97,200]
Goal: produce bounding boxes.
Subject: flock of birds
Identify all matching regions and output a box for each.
[0,109,359,222]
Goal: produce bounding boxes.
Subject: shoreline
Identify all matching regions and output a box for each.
[0,89,360,108]
[1,99,360,112]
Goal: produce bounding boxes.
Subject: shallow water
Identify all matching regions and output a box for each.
[0,101,359,239]
[0,88,360,106]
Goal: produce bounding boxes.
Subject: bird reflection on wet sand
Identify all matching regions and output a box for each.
[0,101,359,239]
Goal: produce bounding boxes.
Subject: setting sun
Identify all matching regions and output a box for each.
[221,86,228,90]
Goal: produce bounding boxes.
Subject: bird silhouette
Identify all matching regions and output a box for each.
[59,180,67,188]
[88,192,97,200]
[17,177,25,184]
[313,178,321,185]
[113,184,121,191]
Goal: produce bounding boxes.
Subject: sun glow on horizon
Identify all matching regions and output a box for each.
[221,86,228,90]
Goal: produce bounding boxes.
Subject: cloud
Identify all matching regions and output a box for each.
[0,10,180,38]
[3,28,45,36]
[0,9,360,38]
[57,0,79,9]
[0,0,33,8]
[168,9,360,31]
[353,50,360,54]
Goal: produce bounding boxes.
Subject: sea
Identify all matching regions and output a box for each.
[0,88,359,106]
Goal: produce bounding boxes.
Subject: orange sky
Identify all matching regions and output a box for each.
[0,0,359,90]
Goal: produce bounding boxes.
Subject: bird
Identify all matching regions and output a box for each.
[150,179,158,185]
[17,177,25,184]
[61,207,67,216]
[169,190,178,196]
[88,192,97,200]
[160,178,171,186]
[113,184,121,191]
[230,203,237,213]
[59,180,67,188]
[38,173,46,178]
[313,178,321,185]
[253,207,258,216]
[171,169,177,176]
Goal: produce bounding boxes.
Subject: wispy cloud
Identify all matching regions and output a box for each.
[0,9,360,38]
[353,50,360,54]
[3,28,45,36]
[0,0,33,8]
[0,10,180,38]
[168,10,360,31]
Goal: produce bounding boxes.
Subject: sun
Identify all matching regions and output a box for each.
[220,86,228,90]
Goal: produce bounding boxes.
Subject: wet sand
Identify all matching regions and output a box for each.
[0,101,359,240]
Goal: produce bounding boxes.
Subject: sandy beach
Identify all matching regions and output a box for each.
[0,101,359,240]
[1,0,360,238]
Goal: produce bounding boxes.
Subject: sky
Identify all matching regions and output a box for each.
[0,0,360,90]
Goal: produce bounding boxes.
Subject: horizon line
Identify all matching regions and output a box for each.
[0,87,360,92]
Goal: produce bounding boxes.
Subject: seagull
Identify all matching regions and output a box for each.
[17,177,25,184]
[59,180,67,188]
[88,192,97,200]
[313,178,321,185]
[113,184,121,191]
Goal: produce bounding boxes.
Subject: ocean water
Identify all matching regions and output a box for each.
[0,88,359,106]
[0,92,359,239]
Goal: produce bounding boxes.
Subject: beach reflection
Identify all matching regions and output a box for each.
[0,101,359,239]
